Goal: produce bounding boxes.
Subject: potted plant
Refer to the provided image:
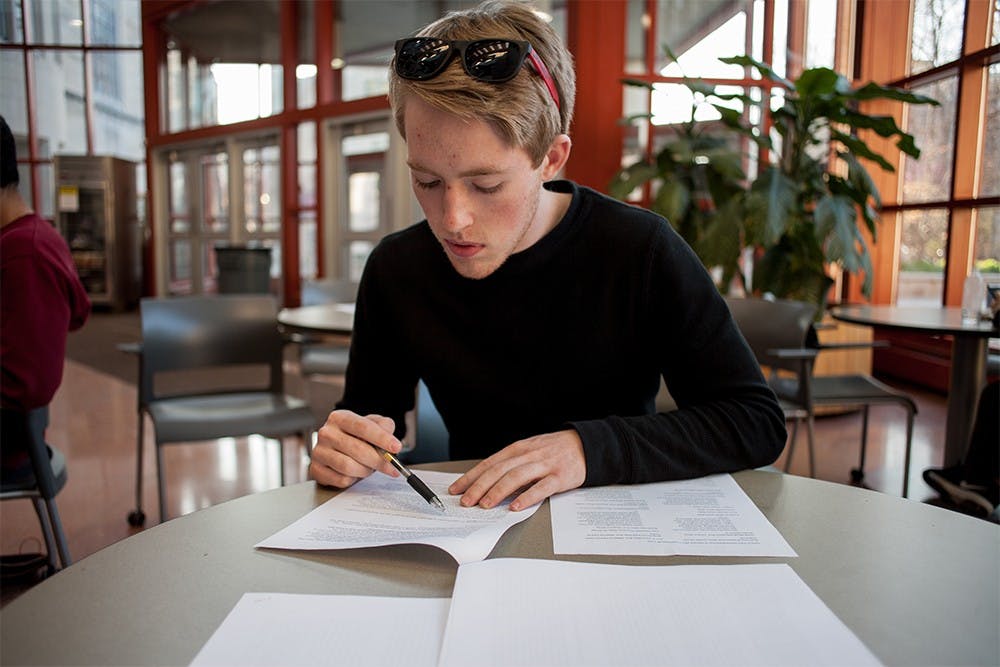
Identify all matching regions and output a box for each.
[609,76,750,292]
[611,54,938,310]
[692,56,939,309]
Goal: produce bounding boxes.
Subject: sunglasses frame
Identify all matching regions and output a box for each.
[394,37,561,110]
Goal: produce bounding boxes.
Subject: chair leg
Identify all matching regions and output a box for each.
[278,437,286,486]
[128,409,147,526]
[805,414,817,479]
[30,498,59,572]
[43,498,72,568]
[902,408,915,498]
[156,443,167,523]
[783,418,800,473]
[851,406,871,484]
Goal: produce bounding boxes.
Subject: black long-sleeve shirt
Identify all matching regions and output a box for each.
[338,180,785,486]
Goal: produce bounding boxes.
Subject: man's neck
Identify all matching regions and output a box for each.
[0,189,33,228]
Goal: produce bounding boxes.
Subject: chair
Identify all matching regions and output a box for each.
[128,295,317,526]
[0,406,72,571]
[293,279,355,400]
[725,297,918,497]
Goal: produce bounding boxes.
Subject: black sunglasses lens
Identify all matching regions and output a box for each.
[396,38,452,80]
[464,40,525,82]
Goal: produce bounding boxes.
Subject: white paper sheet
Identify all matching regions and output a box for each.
[549,473,796,557]
[438,560,880,667]
[189,593,448,667]
[256,470,540,564]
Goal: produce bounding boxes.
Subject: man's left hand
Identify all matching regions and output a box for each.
[447,429,586,511]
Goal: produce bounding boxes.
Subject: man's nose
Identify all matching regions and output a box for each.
[440,184,473,233]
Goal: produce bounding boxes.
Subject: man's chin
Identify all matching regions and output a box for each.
[447,255,504,280]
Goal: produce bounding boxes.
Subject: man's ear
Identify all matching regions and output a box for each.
[541,134,572,180]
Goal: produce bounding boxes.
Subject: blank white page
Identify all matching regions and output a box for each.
[190,593,449,667]
[439,560,880,667]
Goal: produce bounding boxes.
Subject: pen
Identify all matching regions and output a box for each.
[372,445,446,512]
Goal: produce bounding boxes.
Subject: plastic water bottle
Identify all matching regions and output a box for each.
[961,270,986,324]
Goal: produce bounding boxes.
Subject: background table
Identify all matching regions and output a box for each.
[277,303,355,337]
[2,464,997,666]
[830,304,997,466]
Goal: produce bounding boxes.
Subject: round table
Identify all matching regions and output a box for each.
[829,304,997,466]
[1,465,997,666]
[277,303,355,337]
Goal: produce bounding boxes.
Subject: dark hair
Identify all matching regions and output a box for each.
[1,115,20,188]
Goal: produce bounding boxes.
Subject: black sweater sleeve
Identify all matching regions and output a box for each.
[571,221,786,486]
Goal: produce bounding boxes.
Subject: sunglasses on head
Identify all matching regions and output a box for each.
[393,37,561,110]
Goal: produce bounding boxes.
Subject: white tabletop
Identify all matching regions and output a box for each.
[1,464,997,666]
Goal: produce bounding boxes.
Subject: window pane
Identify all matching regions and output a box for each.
[981,63,1000,198]
[202,153,228,234]
[297,121,316,163]
[296,0,315,109]
[32,50,87,155]
[1,51,27,127]
[298,164,316,208]
[624,0,649,75]
[163,0,281,128]
[36,162,53,218]
[90,51,144,161]
[1,0,25,43]
[898,208,948,306]
[86,0,140,47]
[26,0,81,45]
[975,207,999,276]
[992,0,999,46]
[348,240,373,283]
[805,0,836,69]
[348,172,380,233]
[299,210,317,280]
[910,0,964,75]
[656,1,749,78]
[900,76,957,203]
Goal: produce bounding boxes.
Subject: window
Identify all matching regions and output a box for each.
[869,0,998,306]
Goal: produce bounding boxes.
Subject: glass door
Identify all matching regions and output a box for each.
[161,135,280,295]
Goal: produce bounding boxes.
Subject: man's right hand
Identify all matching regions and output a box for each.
[308,409,403,488]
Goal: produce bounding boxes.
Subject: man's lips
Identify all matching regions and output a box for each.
[444,239,485,258]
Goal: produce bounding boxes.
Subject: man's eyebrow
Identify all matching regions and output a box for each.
[407,161,505,178]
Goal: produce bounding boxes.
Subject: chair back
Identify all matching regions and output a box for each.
[724,297,817,373]
[139,295,285,404]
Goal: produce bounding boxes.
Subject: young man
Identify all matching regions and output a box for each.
[309,0,785,511]
[0,115,91,480]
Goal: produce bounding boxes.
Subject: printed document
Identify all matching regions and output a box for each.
[255,470,540,564]
[549,473,796,557]
[190,593,448,667]
[438,560,881,667]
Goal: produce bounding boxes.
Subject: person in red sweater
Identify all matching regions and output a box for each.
[1,115,91,482]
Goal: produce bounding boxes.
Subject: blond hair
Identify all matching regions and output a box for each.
[388,0,575,167]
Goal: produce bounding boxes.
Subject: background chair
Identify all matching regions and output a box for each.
[128,294,317,526]
[0,406,72,572]
[293,279,356,401]
[725,297,918,497]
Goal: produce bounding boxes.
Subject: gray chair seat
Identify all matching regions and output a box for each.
[150,393,313,443]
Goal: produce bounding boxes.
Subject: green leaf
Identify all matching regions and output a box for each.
[608,162,659,200]
[653,177,691,224]
[814,194,859,267]
[830,129,895,171]
[621,78,656,91]
[795,68,847,97]
[748,167,798,245]
[719,55,795,89]
[850,82,940,106]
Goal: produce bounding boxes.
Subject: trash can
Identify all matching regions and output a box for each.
[214,243,272,294]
